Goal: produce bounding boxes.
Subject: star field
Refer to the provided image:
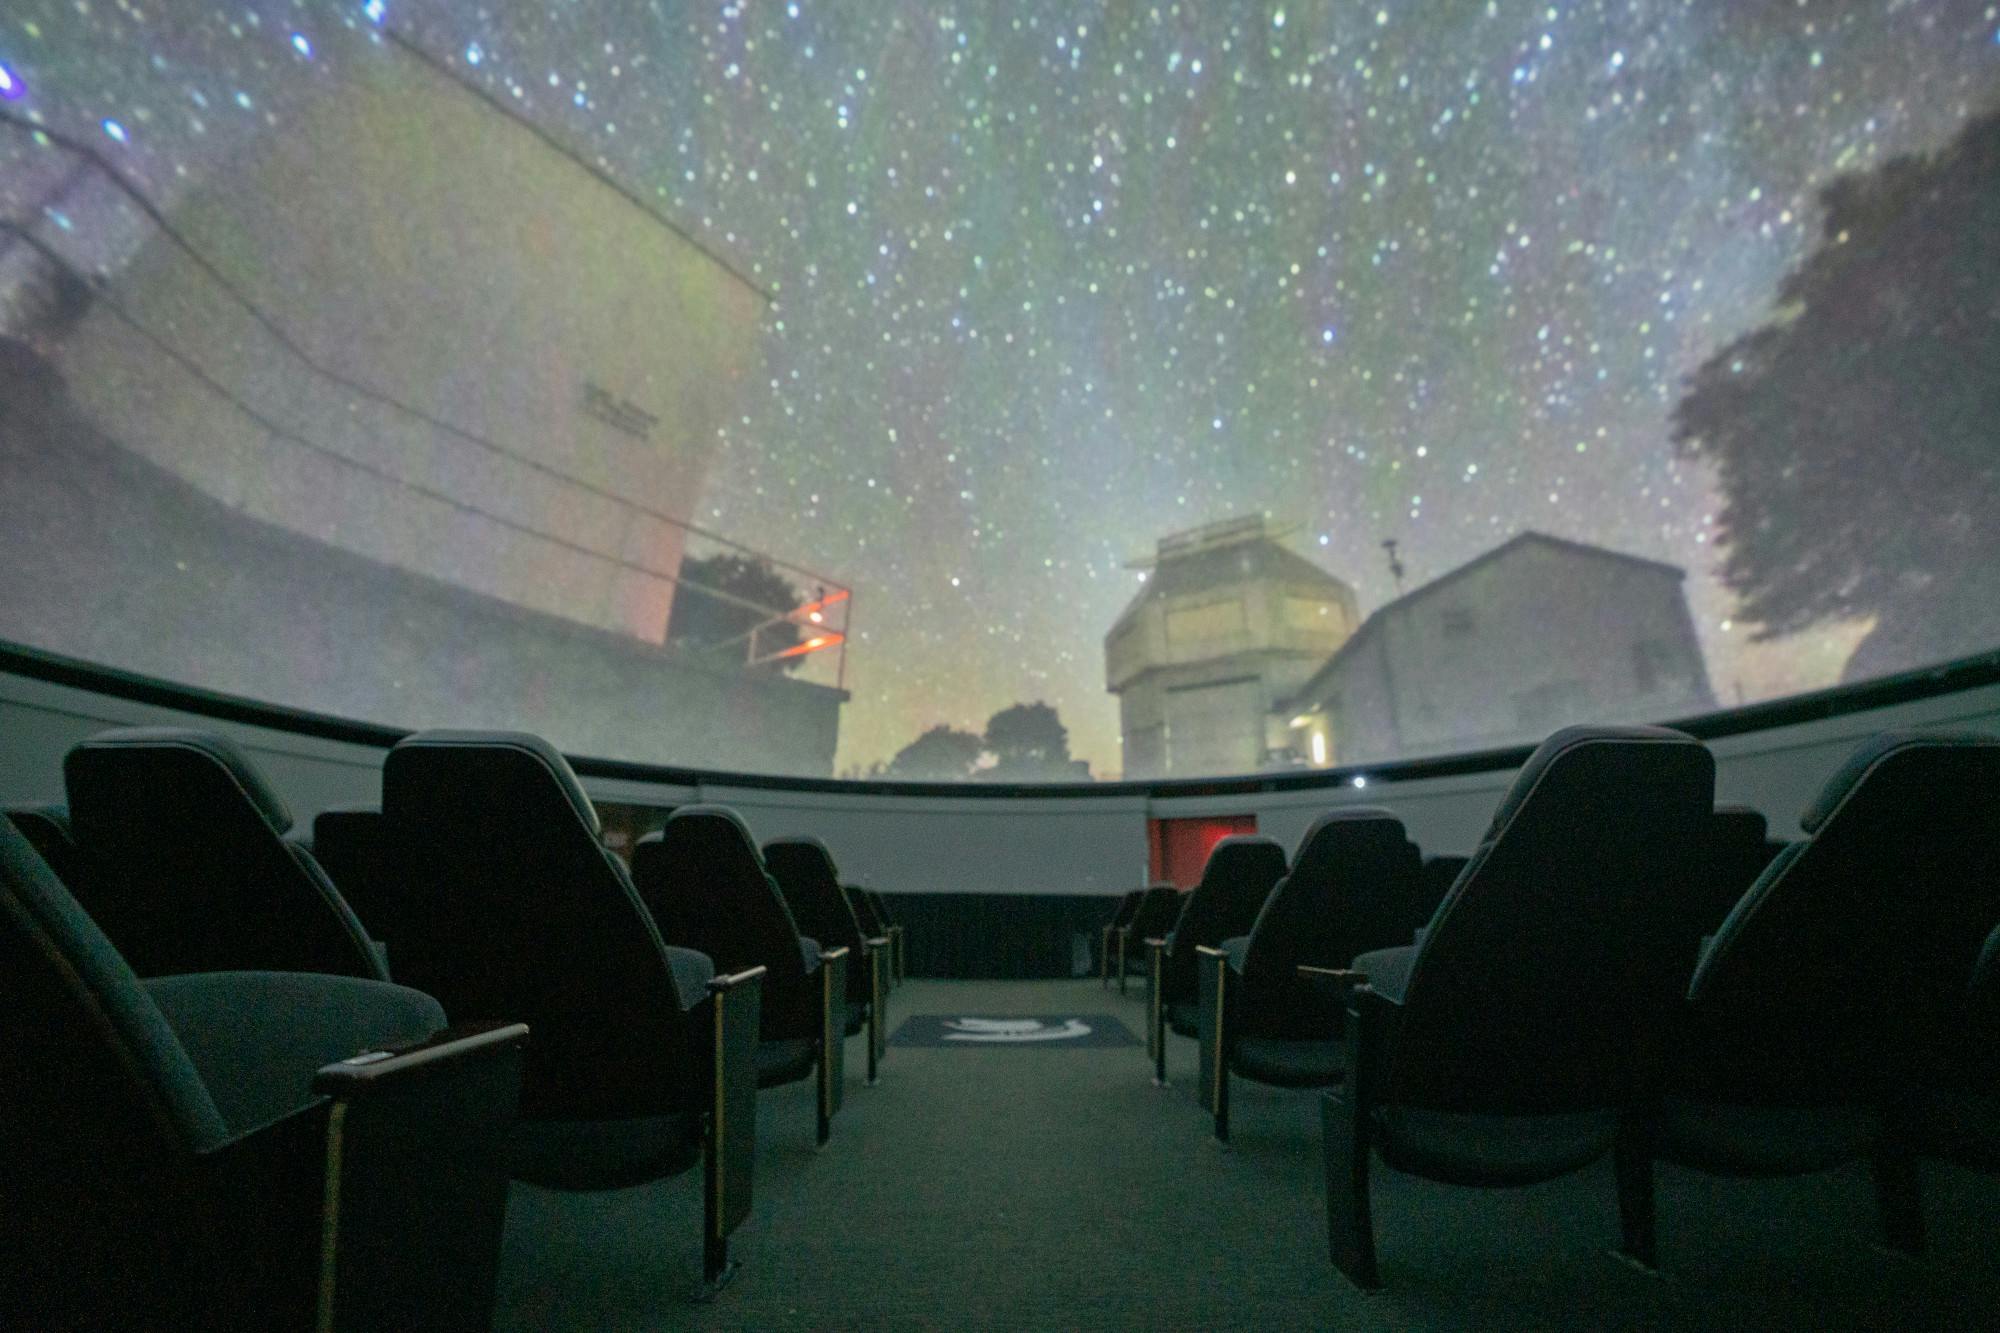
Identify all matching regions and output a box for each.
[4,1,1998,776]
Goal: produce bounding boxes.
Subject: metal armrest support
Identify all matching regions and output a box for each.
[702,967,765,1296]
[306,1020,529,1332]
[817,947,850,1145]
[864,936,891,1082]
[1196,946,1232,1142]
[1146,938,1169,1084]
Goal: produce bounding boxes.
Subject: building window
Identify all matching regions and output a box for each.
[1440,607,1473,637]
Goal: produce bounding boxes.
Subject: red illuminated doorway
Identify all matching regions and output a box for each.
[1147,815,1258,888]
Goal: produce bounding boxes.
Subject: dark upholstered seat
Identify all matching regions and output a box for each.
[766,836,890,1083]
[1100,888,1142,987]
[864,888,907,983]
[1120,876,1176,992]
[1159,838,1286,1034]
[60,727,387,981]
[0,817,526,1329]
[1624,730,2000,1267]
[845,883,898,989]
[634,805,848,1144]
[1191,809,1422,1136]
[1912,922,2000,1171]
[380,730,764,1291]
[3,802,110,909]
[311,805,401,965]
[1322,725,1715,1289]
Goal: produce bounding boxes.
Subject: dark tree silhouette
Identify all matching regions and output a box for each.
[881,725,986,780]
[1672,108,2000,680]
[982,701,1073,778]
[664,552,807,672]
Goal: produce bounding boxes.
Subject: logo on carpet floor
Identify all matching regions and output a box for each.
[889,1014,1137,1048]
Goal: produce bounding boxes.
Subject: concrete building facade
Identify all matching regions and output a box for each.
[1106,516,1361,779]
[1280,532,1714,767]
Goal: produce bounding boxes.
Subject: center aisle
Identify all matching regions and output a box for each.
[492,978,1350,1330]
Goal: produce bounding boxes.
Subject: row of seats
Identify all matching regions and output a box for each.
[1105,724,1999,1288]
[3,725,904,1325]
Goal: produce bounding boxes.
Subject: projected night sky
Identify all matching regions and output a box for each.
[4,2,1998,775]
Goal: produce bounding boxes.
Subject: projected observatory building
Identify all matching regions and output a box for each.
[2,31,845,773]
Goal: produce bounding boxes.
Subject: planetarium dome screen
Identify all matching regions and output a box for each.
[1,3,1995,782]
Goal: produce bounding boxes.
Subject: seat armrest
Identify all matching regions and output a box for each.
[312,1020,531,1096]
[193,1022,529,1331]
[1298,965,1370,1001]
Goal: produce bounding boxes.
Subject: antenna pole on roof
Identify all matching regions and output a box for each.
[1381,538,1406,592]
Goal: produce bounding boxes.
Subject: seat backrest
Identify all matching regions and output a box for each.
[1162,836,1288,997]
[764,837,866,953]
[634,806,814,1036]
[868,889,899,928]
[1126,884,1184,941]
[62,728,383,980]
[1413,853,1467,929]
[1388,725,1715,1114]
[4,804,112,908]
[845,884,888,937]
[1108,888,1142,930]
[765,837,872,1003]
[1701,805,1781,938]
[311,806,398,951]
[1243,809,1421,1002]
[1688,731,2000,1095]
[1,816,230,1312]
[381,731,699,1120]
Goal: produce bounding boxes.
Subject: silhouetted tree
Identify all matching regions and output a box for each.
[665,552,807,672]
[881,725,986,780]
[982,701,1072,778]
[1672,108,2000,679]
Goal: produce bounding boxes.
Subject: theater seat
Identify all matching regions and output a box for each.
[766,836,890,1085]
[1320,725,1715,1289]
[1621,730,2000,1267]
[635,806,849,1146]
[0,816,527,1330]
[1100,889,1142,988]
[866,888,907,983]
[310,805,401,967]
[845,883,895,991]
[1120,876,1176,992]
[61,727,386,980]
[1911,922,2000,1173]
[1154,838,1285,1035]
[1192,808,1422,1139]
[379,730,765,1294]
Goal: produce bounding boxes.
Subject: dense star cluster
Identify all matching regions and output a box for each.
[4,2,1998,775]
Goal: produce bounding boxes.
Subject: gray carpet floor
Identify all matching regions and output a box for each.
[493,979,2000,1331]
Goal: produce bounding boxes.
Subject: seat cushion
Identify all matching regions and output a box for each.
[757,1037,817,1089]
[510,1113,704,1191]
[844,998,869,1036]
[144,971,442,1137]
[1166,1000,1199,1039]
[1376,1106,1617,1186]
[1232,1037,1342,1087]
[1654,1099,1879,1177]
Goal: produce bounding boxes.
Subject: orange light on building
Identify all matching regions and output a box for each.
[754,630,847,665]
